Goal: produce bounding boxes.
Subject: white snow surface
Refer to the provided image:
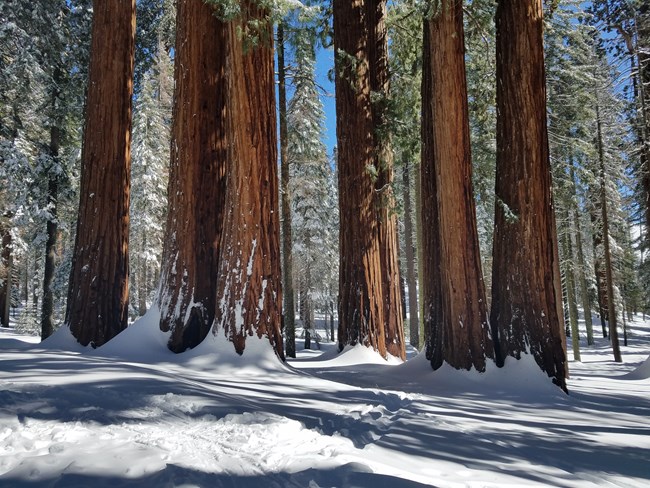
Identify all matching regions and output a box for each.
[1,312,649,488]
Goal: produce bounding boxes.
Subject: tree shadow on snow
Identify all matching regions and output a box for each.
[0,462,437,488]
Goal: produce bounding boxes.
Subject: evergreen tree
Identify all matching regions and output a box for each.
[334,0,405,360]
[490,0,567,391]
[65,0,136,347]
[156,0,228,352]
[213,0,284,358]
[387,0,422,348]
[287,26,336,349]
[130,49,171,318]
[420,0,493,371]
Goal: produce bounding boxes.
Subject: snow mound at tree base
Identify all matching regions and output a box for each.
[625,355,650,380]
[40,308,288,374]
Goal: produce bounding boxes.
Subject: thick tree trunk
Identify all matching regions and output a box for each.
[596,99,622,363]
[213,1,284,358]
[278,22,296,358]
[402,157,419,348]
[66,0,135,347]
[372,0,405,360]
[334,0,404,359]
[421,1,492,371]
[156,0,227,352]
[490,0,567,390]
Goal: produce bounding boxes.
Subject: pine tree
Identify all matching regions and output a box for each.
[277,20,296,357]
[130,49,171,318]
[287,26,335,350]
[65,0,136,347]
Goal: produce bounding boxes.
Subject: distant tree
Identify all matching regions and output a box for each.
[334,0,405,359]
[387,0,422,348]
[287,26,336,350]
[490,0,567,391]
[65,0,136,347]
[130,49,171,318]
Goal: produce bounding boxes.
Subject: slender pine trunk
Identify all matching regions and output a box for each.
[278,22,296,358]
[402,156,419,348]
[595,98,622,363]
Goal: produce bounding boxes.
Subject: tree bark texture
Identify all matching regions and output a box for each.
[334,0,405,359]
[421,1,493,371]
[156,0,227,352]
[491,0,567,390]
[65,0,135,347]
[213,2,284,359]
[278,22,296,358]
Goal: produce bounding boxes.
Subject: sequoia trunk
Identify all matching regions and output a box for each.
[156,0,227,352]
[490,0,567,390]
[213,1,284,358]
[65,0,136,347]
[421,1,493,371]
[334,0,404,359]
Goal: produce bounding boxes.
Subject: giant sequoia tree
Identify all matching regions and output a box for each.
[490,0,567,390]
[334,0,405,359]
[65,0,136,347]
[421,0,493,371]
[156,0,227,352]
[212,1,284,358]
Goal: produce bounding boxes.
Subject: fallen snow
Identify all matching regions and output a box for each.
[1,312,649,487]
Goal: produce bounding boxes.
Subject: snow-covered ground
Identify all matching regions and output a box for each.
[1,310,649,487]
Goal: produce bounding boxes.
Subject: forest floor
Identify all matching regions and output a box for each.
[0,310,649,487]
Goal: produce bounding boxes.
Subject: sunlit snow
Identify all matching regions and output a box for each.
[1,312,649,487]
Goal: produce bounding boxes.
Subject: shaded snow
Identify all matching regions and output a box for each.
[1,313,649,487]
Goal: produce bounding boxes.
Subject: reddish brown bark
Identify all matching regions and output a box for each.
[65,0,136,347]
[334,0,405,359]
[212,2,283,358]
[421,1,493,371]
[490,0,567,390]
[156,0,227,352]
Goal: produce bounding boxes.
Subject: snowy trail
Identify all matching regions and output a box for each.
[1,314,649,487]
